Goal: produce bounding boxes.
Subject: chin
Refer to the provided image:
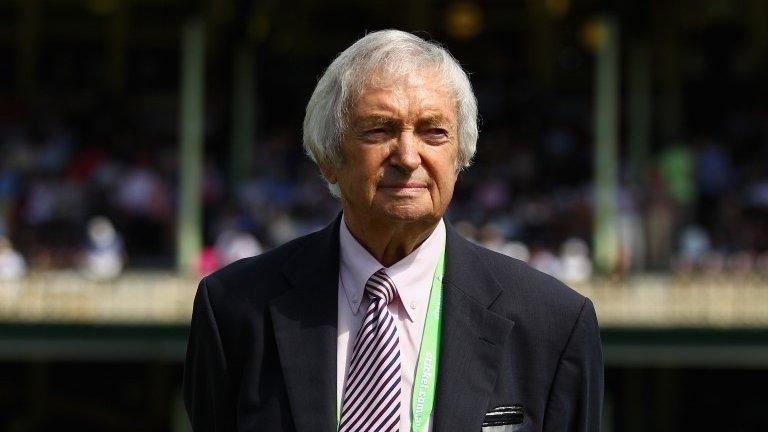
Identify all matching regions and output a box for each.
[379,203,435,223]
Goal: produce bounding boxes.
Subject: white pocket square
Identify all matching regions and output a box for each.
[482,405,524,431]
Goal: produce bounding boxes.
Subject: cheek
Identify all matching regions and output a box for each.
[360,152,387,182]
[435,176,456,202]
[344,160,382,198]
[439,169,460,206]
[430,152,460,189]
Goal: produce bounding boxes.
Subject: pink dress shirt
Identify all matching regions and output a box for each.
[337,215,445,432]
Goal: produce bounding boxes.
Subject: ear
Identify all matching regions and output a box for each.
[318,163,338,184]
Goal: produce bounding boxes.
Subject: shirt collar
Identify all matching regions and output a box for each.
[339,214,446,321]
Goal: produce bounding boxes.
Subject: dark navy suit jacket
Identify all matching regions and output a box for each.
[183,216,604,431]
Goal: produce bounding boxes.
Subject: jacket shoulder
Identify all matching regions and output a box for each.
[475,245,585,308]
[202,229,324,306]
[474,240,589,339]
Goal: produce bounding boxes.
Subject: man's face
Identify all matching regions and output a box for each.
[322,69,460,226]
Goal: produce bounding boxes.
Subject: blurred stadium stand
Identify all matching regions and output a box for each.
[1,0,768,430]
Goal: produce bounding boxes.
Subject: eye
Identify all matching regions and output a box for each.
[422,128,449,143]
[361,128,391,143]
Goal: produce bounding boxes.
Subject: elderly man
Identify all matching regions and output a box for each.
[184,30,603,432]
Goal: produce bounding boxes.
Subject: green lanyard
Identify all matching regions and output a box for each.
[336,246,445,432]
[410,245,445,431]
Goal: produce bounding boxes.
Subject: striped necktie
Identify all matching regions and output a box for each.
[338,268,401,432]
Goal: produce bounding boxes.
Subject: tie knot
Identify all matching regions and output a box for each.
[365,269,397,304]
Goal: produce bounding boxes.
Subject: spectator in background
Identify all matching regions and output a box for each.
[196,229,264,277]
[659,140,696,227]
[477,222,532,263]
[530,246,563,278]
[674,224,712,274]
[696,140,732,229]
[646,165,675,269]
[79,216,125,280]
[0,158,19,237]
[115,158,169,218]
[196,244,221,277]
[0,236,26,281]
[478,222,509,253]
[214,229,263,266]
[617,186,645,273]
[114,156,172,257]
[503,241,532,263]
[560,238,593,283]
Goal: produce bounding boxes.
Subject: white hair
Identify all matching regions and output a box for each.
[302,29,479,197]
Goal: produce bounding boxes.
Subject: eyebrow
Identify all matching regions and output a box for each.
[353,112,454,129]
[419,114,451,126]
[355,115,397,128]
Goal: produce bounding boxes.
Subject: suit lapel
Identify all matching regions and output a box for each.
[434,222,516,431]
[270,216,341,432]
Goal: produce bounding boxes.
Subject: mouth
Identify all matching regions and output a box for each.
[379,182,428,189]
[378,182,428,195]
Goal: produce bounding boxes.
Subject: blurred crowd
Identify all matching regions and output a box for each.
[1,97,767,282]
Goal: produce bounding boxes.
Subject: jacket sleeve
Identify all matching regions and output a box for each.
[543,297,604,432]
[183,277,237,431]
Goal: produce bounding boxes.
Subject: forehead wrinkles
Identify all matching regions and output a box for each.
[349,69,457,123]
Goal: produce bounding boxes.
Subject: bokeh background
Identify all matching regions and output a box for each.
[1,0,768,430]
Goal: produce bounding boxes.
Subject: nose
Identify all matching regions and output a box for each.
[389,131,421,172]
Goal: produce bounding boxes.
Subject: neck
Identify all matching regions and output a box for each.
[343,213,440,267]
